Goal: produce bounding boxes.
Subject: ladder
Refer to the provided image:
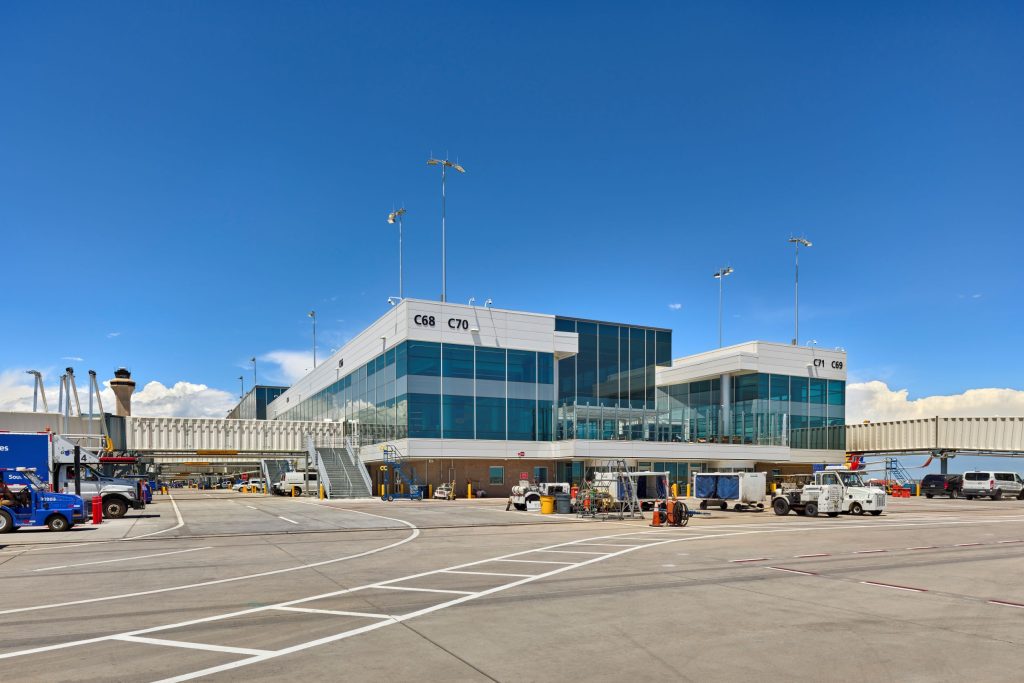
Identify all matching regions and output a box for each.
[602,459,642,520]
[382,444,422,498]
[884,457,915,496]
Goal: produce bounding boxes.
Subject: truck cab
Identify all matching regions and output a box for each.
[0,469,84,532]
[57,464,144,519]
[773,468,886,517]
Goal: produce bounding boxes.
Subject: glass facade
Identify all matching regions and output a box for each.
[273,340,555,445]
[227,386,287,420]
[554,317,672,442]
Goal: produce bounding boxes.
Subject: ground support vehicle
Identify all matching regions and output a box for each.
[272,471,318,496]
[507,481,569,511]
[0,469,84,532]
[962,471,1024,500]
[0,433,145,519]
[920,473,963,499]
[433,482,456,500]
[773,468,886,517]
[694,472,766,511]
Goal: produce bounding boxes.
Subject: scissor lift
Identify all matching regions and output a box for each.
[380,445,423,501]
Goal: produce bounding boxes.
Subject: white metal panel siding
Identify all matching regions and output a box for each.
[938,417,1024,451]
[126,417,345,452]
[846,418,936,452]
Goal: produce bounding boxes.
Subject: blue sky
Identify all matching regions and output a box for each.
[2,2,1022,448]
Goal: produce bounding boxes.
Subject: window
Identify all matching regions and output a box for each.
[533,466,548,483]
[507,349,537,383]
[475,347,506,381]
[655,330,672,366]
[827,380,844,406]
[489,466,505,486]
[964,472,988,481]
[407,393,441,438]
[476,396,506,439]
[443,344,474,378]
[508,398,537,440]
[408,341,441,376]
[442,395,474,439]
[809,379,827,405]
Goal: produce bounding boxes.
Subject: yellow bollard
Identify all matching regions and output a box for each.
[916,483,921,497]
[263,484,267,495]
[686,483,691,497]
[319,483,325,500]
[428,484,433,499]
[671,483,679,498]
[771,482,777,493]
[467,483,473,500]
[379,484,384,497]
[291,486,296,497]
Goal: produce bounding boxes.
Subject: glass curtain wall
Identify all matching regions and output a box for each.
[555,317,672,441]
[274,341,554,445]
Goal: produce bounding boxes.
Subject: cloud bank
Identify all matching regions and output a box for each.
[847,381,1024,423]
[261,350,314,384]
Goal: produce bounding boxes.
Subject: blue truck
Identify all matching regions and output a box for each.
[0,432,145,518]
[0,468,84,532]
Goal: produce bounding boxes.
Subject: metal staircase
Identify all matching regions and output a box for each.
[381,444,423,499]
[307,436,373,499]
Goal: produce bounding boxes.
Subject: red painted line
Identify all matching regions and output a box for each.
[767,566,818,576]
[794,553,830,558]
[989,600,1024,609]
[730,558,769,563]
[954,543,983,547]
[906,546,938,550]
[860,581,927,593]
[853,549,887,554]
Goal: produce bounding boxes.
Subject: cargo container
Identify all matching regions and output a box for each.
[693,472,766,511]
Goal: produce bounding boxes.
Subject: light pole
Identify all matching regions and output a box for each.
[787,237,812,345]
[426,158,466,302]
[250,356,257,387]
[308,310,317,367]
[387,208,407,299]
[713,266,734,348]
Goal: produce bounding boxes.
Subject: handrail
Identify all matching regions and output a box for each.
[307,435,330,498]
[344,437,373,494]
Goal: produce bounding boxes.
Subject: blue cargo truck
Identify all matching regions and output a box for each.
[1,468,84,532]
[0,432,145,519]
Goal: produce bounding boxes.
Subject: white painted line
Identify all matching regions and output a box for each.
[113,635,270,657]
[794,553,830,558]
[907,546,938,550]
[989,600,1024,609]
[245,505,257,510]
[571,543,646,547]
[998,540,1023,544]
[730,557,768,563]
[767,567,818,576]
[375,586,474,595]
[272,606,392,619]
[0,508,420,618]
[535,549,609,555]
[34,547,211,572]
[853,549,887,554]
[954,543,983,547]
[860,581,927,593]
[278,516,299,525]
[496,559,576,565]
[441,570,533,578]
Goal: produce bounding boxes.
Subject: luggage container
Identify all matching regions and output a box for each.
[693,472,766,511]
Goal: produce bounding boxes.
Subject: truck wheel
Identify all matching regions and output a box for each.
[1018,491,1024,501]
[719,501,728,511]
[924,494,933,499]
[992,490,1003,501]
[46,515,70,532]
[772,498,790,516]
[103,498,128,519]
[0,511,13,534]
[804,502,819,518]
[699,500,708,510]
[869,510,883,516]
[850,502,864,515]
[513,503,526,511]
[386,494,395,502]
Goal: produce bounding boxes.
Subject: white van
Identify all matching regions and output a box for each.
[273,471,318,496]
[961,471,1024,500]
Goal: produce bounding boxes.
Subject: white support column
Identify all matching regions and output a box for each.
[719,373,731,440]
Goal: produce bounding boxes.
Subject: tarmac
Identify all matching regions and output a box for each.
[1,490,1023,682]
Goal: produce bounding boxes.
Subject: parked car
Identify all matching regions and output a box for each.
[920,473,962,499]
[233,479,264,492]
[962,471,1024,500]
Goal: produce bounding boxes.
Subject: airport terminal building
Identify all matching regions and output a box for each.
[267,299,847,495]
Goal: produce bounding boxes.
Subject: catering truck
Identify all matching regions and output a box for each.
[0,432,145,519]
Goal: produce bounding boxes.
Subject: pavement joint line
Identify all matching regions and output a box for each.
[441,570,534,578]
[730,557,769,563]
[954,542,983,547]
[112,635,271,657]
[375,586,475,595]
[860,581,927,593]
[272,606,392,619]
[794,553,830,558]
[853,549,886,554]
[277,517,299,525]
[766,566,818,576]
[32,546,212,572]
[989,600,1024,609]
[245,506,257,510]
[997,540,1023,544]
[534,549,609,555]
[907,546,938,550]
[495,559,576,565]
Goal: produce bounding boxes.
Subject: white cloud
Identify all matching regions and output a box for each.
[0,370,236,418]
[668,303,682,310]
[106,332,121,338]
[847,380,1024,423]
[261,350,314,384]
[98,381,237,418]
[61,356,84,362]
